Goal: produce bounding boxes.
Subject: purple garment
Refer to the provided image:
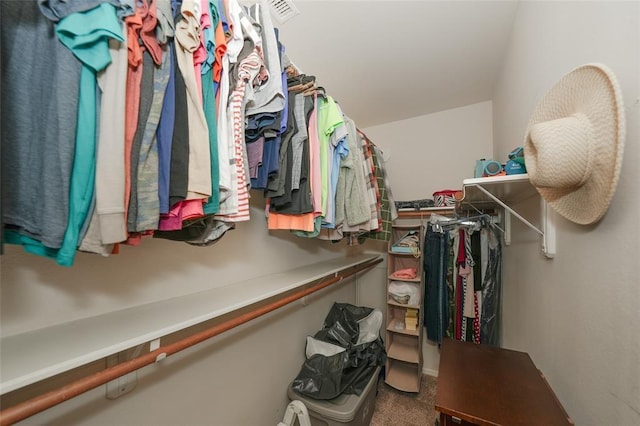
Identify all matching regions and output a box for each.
[251,136,280,189]
[279,71,288,133]
[247,136,265,179]
[157,45,176,214]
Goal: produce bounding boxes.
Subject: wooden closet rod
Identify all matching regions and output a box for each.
[0,256,382,426]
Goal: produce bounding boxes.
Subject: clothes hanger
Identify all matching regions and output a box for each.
[288,80,315,93]
[428,212,502,234]
[302,84,318,96]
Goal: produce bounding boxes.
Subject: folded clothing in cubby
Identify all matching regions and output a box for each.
[388,281,419,305]
[390,231,420,255]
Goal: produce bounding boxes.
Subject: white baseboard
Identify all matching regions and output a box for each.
[422,367,439,377]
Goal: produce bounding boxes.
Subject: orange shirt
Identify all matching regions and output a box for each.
[124,10,143,222]
[268,212,315,232]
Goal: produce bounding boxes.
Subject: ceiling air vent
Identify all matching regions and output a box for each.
[268,0,299,24]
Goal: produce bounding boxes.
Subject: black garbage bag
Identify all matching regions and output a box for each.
[291,303,386,400]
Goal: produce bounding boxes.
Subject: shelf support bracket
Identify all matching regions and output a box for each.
[504,210,511,246]
[468,184,542,235]
[467,184,555,258]
[541,199,556,259]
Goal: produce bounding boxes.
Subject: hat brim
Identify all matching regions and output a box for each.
[524,64,626,225]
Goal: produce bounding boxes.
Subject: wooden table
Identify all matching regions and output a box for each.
[435,339,573,425]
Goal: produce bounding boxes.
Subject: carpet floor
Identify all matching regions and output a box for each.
[370,374,438,426]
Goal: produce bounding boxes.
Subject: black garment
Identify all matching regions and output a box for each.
[168,42,189,209]
[472,230,482,291]
[271,94,313,214]
[153,215,234,245]
[266,92,296,206]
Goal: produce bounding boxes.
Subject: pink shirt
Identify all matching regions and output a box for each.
[158,199,205,231]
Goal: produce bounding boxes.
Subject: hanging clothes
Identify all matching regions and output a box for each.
[354,140,397,244]
[480,225,502,346]
[423,215,502,346]
[1,0,395,264]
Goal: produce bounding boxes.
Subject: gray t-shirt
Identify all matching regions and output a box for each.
[1,1,82,248]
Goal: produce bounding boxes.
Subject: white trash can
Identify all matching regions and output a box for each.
[286,367,381,426]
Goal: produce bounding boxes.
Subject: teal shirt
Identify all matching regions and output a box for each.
[57,3,123,266]
[202,1,220,214]
[202,69,220,215]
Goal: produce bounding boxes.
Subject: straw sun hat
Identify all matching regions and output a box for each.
[523,63,626,225]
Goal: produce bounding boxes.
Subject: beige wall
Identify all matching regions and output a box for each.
[363,101,494,202]
[492,2,640,425]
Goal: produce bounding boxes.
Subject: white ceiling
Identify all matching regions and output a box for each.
[275,1,520,128]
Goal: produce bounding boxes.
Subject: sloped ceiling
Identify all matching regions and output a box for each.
[276,1,520,127]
